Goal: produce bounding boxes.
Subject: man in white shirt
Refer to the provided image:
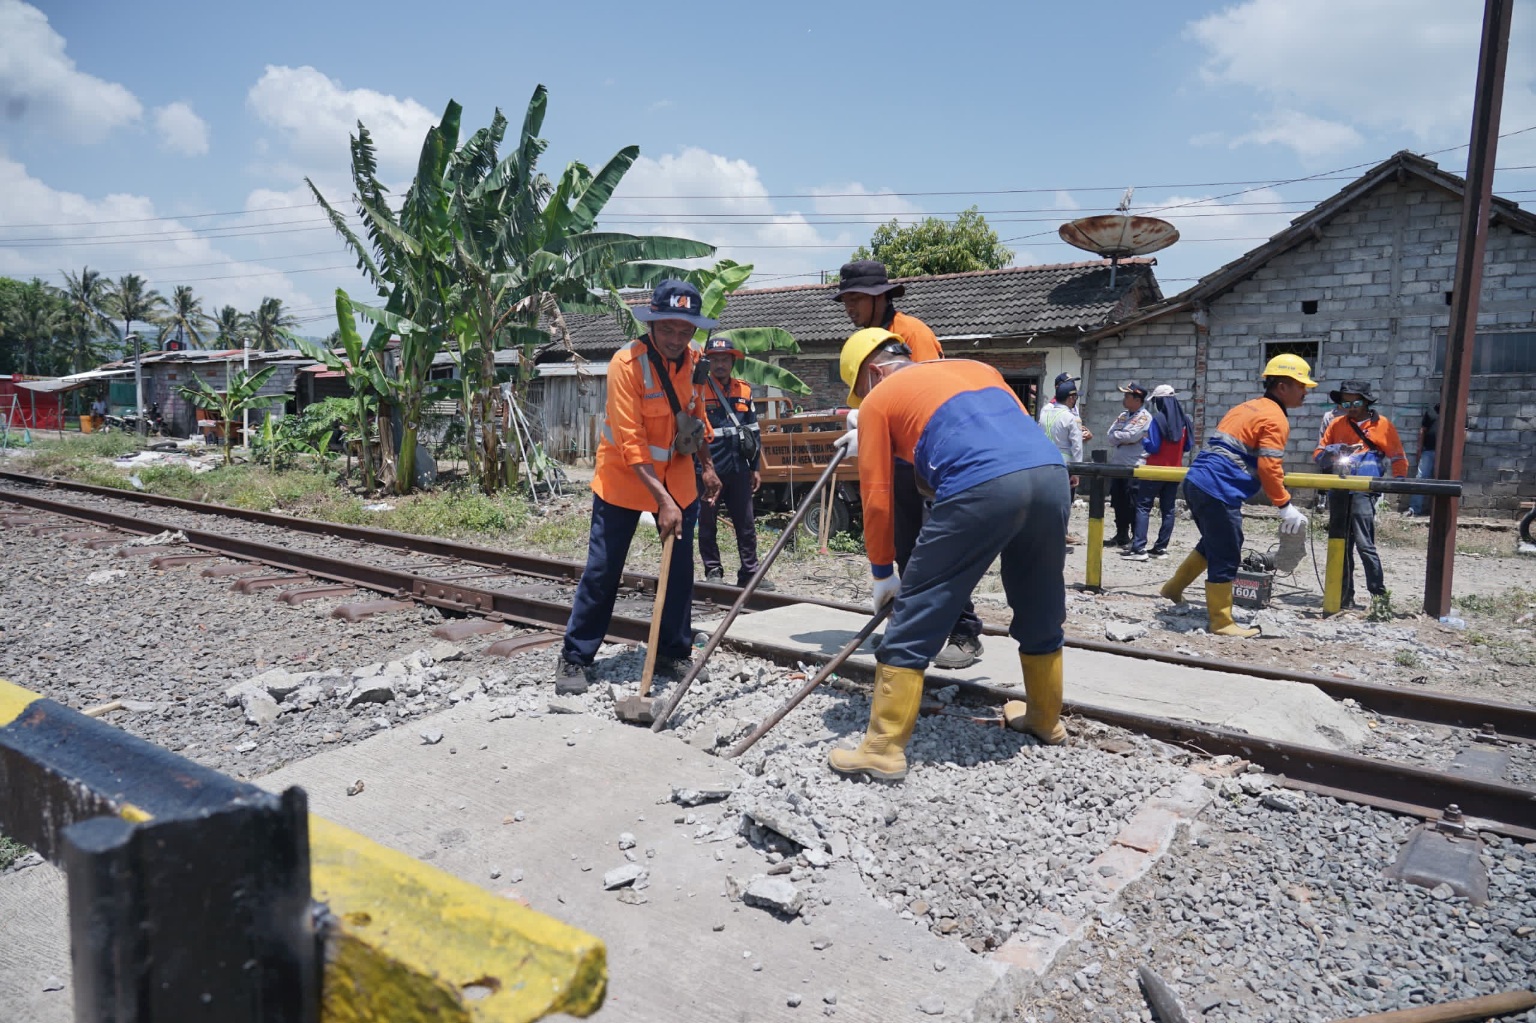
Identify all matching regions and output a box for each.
[1039,376,1088,545]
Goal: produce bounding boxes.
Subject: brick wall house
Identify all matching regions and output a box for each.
[535,260,1163,450]
[1077,151,1536,513]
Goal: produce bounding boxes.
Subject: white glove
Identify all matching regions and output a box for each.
[871,567,901,611]
[834,427,859,459]
[1278,503,1309,534]
[845,409,859,430]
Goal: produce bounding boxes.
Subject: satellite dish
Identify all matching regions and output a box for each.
[1058,189,1179,286]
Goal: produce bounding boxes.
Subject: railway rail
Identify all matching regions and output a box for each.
[1,469,1533,841]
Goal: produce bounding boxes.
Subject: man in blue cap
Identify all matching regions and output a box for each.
[557,280,722,693]
[698,335,765,587]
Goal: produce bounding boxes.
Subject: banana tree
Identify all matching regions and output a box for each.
[178,365,278,466]
[292,291,390,492]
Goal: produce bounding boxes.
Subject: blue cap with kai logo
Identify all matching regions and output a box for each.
[633,279,718,330]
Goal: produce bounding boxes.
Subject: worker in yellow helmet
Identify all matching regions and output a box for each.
[1159,354,1317,637]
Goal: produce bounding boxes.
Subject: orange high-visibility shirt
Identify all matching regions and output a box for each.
[857,360,1063,572]
[889,311,943,363]
[1315,413,1409,478]
[592,338,712,512]
[1185,396,1294,507]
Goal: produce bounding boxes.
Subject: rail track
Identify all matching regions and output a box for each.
[2,468,1534,840]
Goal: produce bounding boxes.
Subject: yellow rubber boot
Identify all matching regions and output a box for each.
[1003,650,1068,745]
[1159,551,1207,604]
[1206,581,1260,638]
[828,663,924,781]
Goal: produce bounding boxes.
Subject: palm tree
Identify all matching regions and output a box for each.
[60,266,117,373]
[107,273,167,356]
[162,285,211,349]
[248,297,298,351]
[213,305,250,348]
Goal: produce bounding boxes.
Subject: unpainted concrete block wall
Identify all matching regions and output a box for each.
[1090,180,1536,513]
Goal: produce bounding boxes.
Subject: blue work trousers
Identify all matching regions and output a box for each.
[1183,481,1243,583]
[1409,450,1435,515]
[562,494,699,665]
[893,460,984,641]
[699,469,760,584]
[1341,492,1386,607]
[1132,480,1180,554]
[877,465,1070,670]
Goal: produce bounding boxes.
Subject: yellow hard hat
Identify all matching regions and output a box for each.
[840,328,904,407]
[1262,353,1317,387]
[841,328,897,405]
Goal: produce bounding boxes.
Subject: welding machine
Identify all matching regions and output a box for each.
[1233,550,1276,609]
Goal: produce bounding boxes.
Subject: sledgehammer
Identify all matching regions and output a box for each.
[650,446,849,732]
[615,531,676,726]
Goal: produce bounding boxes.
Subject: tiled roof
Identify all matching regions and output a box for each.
[544,259,1160,362]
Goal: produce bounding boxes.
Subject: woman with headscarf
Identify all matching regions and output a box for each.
[1124,384,1194,561]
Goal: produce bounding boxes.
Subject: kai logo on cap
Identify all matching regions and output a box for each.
[668,294,693,311]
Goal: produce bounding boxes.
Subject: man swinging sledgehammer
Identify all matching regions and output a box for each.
[827,328,1072,782]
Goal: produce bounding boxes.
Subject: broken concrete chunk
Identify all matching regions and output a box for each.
[447,678,484,705]
[547,698,584,715]
[616,889,648,905]
[352,663,383,680]
[603,863,646,890]
[739,801,827,853]
[283,683,324,707]
[348,680,396,707]
[240,689,280,728]
[917,994,946,1015]
[1104,622,1149,643]
[671,784,735,807]
[420,729,445,746]
[743,875,803,917]
[118,699,162,713]
[617,832,637,850]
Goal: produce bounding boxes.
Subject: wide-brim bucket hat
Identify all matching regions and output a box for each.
[633,279,718,330]
[1328,379,1378,405]
[830,260,906,301]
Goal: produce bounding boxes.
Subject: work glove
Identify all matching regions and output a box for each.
[845,409,859,430]
[1277,503,1309,534]
[871,567,901,612]
[834,427,859,459]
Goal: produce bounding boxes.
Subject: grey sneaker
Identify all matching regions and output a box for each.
[703,567,725,581]
[555,656,593,695]
[933,634,983,670]
[656,655,710,684]
[1121,550,1150,562]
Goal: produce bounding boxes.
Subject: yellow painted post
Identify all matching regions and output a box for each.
[1323,488,1351,614]
[1085,472,1107,591]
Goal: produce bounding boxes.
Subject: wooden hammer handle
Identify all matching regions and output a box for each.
[1331,991,1536,1023]
[637,531,676,698]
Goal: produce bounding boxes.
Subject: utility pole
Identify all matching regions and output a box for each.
[242,341,251,448]
[126,333,143,437]
[1424,0,1513,618]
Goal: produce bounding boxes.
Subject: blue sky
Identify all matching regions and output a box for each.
[2,0,1534,336]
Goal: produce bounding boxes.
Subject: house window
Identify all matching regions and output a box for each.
[1434,330,1536,374]
[1262,339,1321,371]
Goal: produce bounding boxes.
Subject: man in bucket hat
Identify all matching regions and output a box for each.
[830,260,985,669]
[557,280,722,692]
[1313,379,1408,615]
[697,335,765,588]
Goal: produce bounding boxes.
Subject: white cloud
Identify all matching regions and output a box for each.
[607,147,880,282]
[1231,109,1364,160]
[1187,0,1536,160]
[153,101,209,156]
[0,0,143,143]
[0,155,330,319]
[246,65,438,177]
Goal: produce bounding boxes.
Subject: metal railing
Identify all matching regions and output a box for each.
[1068,459,1463,613]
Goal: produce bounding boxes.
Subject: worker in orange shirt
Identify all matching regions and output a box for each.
[826,328,1070,783]
[1159,354,1317,637]
[831,260,984,671]
[1314,380,1408,615]
[557,280,722,693]
[697,335,764,587]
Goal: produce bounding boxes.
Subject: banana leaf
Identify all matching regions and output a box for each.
[736,357,811,396]
[712,327,799,355]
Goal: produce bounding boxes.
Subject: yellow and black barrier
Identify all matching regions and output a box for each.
[1067,462,1462,613]
[0,678,606,1023]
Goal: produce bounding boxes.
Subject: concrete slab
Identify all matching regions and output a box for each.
[724,604,1367,750]
[260,704,1020,1022]
[0,862,72,1023]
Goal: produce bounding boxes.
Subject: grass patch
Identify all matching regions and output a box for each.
[1394,649,1422,669]
[1453,587,1536,622]
[0,832,29,872]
